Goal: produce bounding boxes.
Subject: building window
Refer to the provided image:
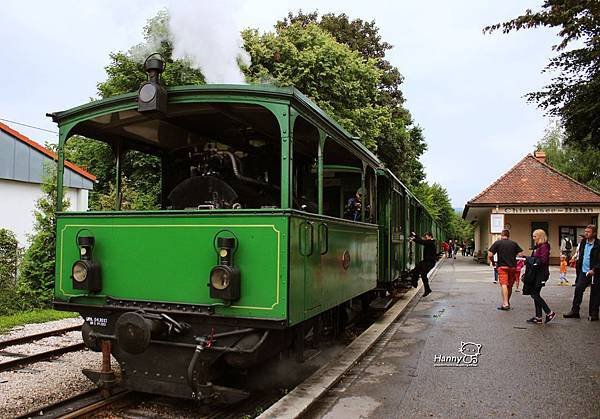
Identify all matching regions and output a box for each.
[559,225,587,255]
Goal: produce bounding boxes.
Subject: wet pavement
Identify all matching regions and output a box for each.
[307,256,600,418]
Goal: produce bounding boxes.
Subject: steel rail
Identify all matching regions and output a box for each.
[0,325,82,350]
[16,388,135,419]
[0,342,86,372]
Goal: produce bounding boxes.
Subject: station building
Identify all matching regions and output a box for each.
[463,151,600,265]
[0,121,95,245]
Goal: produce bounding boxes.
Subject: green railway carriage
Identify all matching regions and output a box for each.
[50,63,444,402]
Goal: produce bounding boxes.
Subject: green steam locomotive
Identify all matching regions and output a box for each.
[49,57,444,403]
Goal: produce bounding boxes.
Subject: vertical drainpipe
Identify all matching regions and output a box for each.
[318,132,326,215]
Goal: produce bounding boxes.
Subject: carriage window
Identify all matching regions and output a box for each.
[321,139,369,221]
[292,116,318,213]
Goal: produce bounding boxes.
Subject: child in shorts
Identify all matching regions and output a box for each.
[559,254,569,285]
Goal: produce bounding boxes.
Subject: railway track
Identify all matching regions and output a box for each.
[18,386,281,419]
[17,388,138,419]
[0,324,82,350]
[0,325,85,372]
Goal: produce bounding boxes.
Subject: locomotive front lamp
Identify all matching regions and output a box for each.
[72,235,102,292]
[209,237,241,301]
[137,53,167,114]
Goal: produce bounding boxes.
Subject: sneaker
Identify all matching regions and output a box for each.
[526,317,542,324]
[423,289,432,297]
[563,311,580,319]
[545,311,556,323]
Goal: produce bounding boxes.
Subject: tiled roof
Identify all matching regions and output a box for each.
[467,154,600,206]
[0,121,96,181]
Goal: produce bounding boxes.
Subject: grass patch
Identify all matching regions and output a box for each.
[0,309,79,334]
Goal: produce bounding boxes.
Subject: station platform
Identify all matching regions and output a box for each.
[306,256,600,418]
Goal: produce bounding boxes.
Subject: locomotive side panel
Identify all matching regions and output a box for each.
[288,215,378,325]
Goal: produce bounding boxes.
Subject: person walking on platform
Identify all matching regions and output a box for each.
[524,229,556,324]
[409,231,436,297]
[563,225,600,321]
[488,229,523,310]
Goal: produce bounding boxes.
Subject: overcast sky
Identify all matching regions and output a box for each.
[0,1,557,207]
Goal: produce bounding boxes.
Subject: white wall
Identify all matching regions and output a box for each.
[0,179,88,246]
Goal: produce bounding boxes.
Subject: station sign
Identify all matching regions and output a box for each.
[498,206,600,215]
[490,213,504,233]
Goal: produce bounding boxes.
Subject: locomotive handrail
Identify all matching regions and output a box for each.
[299,220,315,257]
[319,222,329,255]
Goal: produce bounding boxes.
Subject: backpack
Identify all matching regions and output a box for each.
[565,239,572,250]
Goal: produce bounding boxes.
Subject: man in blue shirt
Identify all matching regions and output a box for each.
[564,225,600,321]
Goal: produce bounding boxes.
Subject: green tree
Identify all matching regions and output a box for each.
[484,1,600,150]
[412,182,456,235]
[536,122,600,192]
[18,168,69,307]
[273,11,426,185]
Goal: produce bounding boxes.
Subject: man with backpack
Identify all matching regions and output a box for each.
[561,236,573,261]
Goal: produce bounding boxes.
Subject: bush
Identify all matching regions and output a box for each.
[19,169,69,308]
[0,228,21,316]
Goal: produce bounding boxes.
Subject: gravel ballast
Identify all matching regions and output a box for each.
[0,317,121,418]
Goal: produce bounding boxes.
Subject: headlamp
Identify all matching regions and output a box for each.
[210,266,232,290]
[72,233,102,292]
[72,261,88,283]
[138,53,167,114]
[209,236,241,301]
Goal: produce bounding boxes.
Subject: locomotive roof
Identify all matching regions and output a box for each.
[48,84,382,167]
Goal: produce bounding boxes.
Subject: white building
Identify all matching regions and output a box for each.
[0,121,95,245]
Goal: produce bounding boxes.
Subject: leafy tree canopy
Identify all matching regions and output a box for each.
[412,182,473,241]
[536,122,600,192]
[484,1,600,150]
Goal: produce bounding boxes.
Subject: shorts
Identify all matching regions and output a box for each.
[497,267,517,287]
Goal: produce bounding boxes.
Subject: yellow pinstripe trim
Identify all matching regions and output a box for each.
[59,224,281,310]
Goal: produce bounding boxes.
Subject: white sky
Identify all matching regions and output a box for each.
[0,1,557,207]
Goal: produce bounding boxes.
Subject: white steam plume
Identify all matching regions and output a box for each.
[167,2,250,84]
